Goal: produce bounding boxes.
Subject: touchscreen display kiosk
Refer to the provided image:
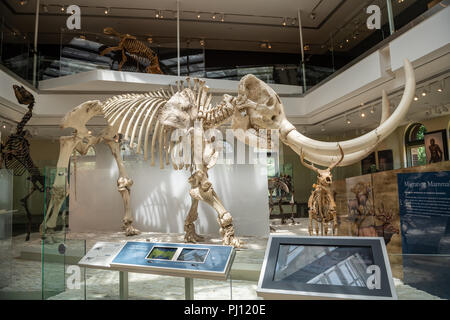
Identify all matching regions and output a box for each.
[257,236,397,300]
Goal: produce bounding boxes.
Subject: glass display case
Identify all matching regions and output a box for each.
[0,169,13,290]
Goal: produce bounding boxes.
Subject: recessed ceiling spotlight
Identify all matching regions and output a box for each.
[212,13,216,20]
[60,6,65,12]
[104,8,110,15]
[197,12,201,19]
[360,109,366,118]
[414,95,419,101]
[282,18,287,26]
[437,80,444,92]
[346,116,351,125]
[345,39,349,43]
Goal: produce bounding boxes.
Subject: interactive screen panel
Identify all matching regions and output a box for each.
[176,248,209,263]
[146,247,178,261]
[257,236,397,300]
[110,241,234,280]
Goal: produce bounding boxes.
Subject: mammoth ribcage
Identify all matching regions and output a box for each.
[102,91,172,168]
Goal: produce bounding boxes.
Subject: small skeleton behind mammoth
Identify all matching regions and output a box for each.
[300,145,344,236]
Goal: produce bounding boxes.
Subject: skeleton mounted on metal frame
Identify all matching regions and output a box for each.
[300,145,344,236]
[268,175,295,225]
[100,27,164,74]
[43,59,415,247]
[0,85,45,241]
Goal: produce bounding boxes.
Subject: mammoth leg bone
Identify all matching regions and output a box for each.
[105,140,140,236]
[184,197,205,243]
[188,168,242,248]
[41,136,79,236]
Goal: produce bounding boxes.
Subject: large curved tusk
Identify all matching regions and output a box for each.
[285,59,415,157]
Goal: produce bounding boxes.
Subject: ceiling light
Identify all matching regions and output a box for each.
[303,44,310,51]
[267,43,272,49]
[360,109,366,118]
[260,42,267,49]
[200,39,205,47]
[346,116,351,124]
[370,106,375,114]
[421,88,427,97]
[212,13,216,20]
[310,12,316,20]
[104,8,110,15]
[197,12,201,19]
[437,80,444,92]
[147,37,153,43]
[321,124,325,132]
[19,0,28,5]
[345,39,349,43]
[221,14,225,22]
[414,95,419,101]
[60,6,65,12]
[282,18,287,26]
[42,4,48,13]
[155,10,160,18]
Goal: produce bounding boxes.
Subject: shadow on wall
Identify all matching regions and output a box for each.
[68,143,270,237]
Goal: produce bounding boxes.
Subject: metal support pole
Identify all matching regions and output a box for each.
[119,271,128,300]
[297,9,307,93]
[33,0,40,87]
[185,277,194,300]
[386,0,395,35]
[177,0,180,77]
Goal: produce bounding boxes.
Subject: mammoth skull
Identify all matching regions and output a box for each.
[228,59,415,168]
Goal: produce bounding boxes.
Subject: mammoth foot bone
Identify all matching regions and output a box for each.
[121,218,140,236]
[184,222,205,243]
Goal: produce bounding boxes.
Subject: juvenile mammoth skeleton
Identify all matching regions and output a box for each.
[45,59,414,246]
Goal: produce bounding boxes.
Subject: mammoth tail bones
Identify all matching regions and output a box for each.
[43,59,415,247]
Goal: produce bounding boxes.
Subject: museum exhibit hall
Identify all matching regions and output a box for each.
[0,0,449,302]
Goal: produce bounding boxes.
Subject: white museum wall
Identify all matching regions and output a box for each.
[69,143,270,237]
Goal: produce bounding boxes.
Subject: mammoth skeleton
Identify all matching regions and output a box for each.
[43,59,414,247]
